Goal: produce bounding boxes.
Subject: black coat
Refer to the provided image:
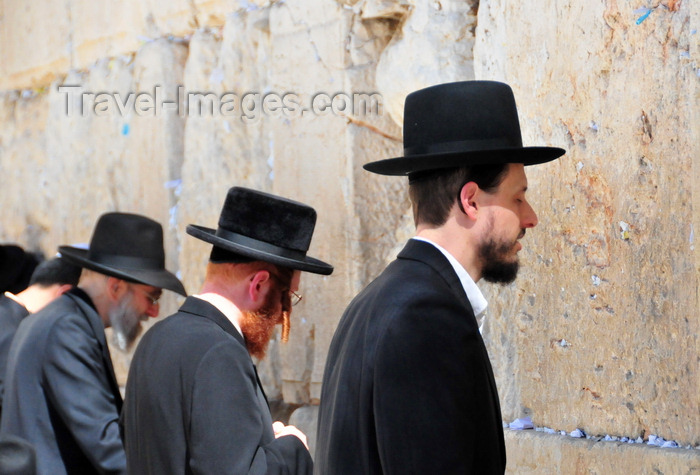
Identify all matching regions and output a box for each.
[0,295,29,411]
[315,240,506,474]
[0,289,125,475]
[122,297,313,474]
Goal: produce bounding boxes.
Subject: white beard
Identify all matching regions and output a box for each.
[108,291,143,352]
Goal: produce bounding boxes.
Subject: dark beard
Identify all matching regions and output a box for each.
[479,238,520,284]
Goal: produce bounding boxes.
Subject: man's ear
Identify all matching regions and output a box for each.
[105,277,128,301]
[247,270,272,305]
[54,284,73,298]
[459,182,480,220]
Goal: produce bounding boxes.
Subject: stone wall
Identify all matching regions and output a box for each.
[0,0,697,470]
[474,0,699,447]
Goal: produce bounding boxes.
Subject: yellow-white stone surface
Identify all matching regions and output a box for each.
[0,0,697,465]
[475,0,699,446]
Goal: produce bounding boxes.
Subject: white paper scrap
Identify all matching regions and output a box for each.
[509,417,534,430]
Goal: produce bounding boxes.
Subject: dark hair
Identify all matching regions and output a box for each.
[29,257,82,287]
[408,164,509,226]
[209,246,256,264]
[0,245,43,294]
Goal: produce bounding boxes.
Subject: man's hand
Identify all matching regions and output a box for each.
[272,421,309,449]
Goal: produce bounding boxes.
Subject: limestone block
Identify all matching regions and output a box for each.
[177,28,234,288]
[267,0,403,403]
[119,39,189,311]
[504,430,699,474]
[70,0,144,70]
[95,40,188,277]
[288,405,319,458]
[193,0,269,29]
[360,0,410,21]
[0,92,50,248]
[0,0,260,91]
[138,0,197,37]
[43,65,129,248]
[33,44,184,238]
[177,17,274,298]
[374,0,479,126]
[0,0,71,89]
[693,5,700,410]
[158,28,222,274]
[141,0,268,37]
[267,0,351,404]
[343,11,406,292]
[348,7,397,68]
[475,0,699,445]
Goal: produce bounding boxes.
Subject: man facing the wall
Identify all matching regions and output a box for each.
[1,213,186,475]
[122,187,333,474]
[316,81,565,474]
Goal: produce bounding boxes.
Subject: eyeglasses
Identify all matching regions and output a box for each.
[269,272,303,307]
[289,290,303,307]
[132,286,162,306]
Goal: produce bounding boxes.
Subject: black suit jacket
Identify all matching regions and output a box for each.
[0,295,29,412]
[122,296,313,474]
[0,289,125,475]
[315,240,506,474]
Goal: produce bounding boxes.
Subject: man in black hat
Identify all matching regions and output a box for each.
[122,187,333,474]
[315,81,565,474]
[1,213,186,475]
[0,257,82,415]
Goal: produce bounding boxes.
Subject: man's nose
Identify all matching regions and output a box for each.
[522,201,538,228]
[145,302,160,318]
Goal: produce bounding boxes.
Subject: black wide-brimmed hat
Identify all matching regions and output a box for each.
[364,80,565,176]
[58,213,186,296]
[187,187,333,275]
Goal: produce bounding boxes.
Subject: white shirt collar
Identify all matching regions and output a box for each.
[411,236,488,318]
[192,293,243,336]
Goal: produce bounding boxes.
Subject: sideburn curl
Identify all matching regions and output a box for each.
[240,277,292,359]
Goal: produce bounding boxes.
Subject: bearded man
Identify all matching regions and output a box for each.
[122,187,333,474]
[0,213,186,475]
[315,81,565,474]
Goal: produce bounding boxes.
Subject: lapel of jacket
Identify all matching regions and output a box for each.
[178,296,270,406]
[397,239,503,418]
[397,239,474,313]
[65,293,123,411]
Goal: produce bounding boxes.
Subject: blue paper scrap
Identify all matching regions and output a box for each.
[635,8,652,25]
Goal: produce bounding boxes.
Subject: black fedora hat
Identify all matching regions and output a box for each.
[58,213,186,296]
[364,80,565,176]
[187,187,333,275]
